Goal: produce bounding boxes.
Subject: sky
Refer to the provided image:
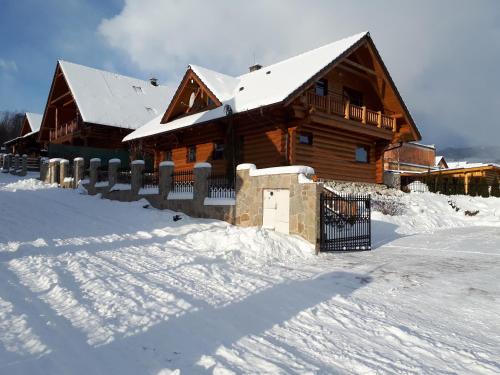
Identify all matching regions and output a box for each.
[1,0,499,148]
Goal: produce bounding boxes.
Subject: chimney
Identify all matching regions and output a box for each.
[249,64,262,72]
[149,77,158,86]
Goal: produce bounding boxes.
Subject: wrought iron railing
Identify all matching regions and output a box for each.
[171,169,194,193]
[117,169,131,185]
[319,190,371,252]
[142,169,159,189]
[208,173,235,198]
[97,167,108,182]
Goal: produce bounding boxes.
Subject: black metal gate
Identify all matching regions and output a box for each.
[320,190,371,252]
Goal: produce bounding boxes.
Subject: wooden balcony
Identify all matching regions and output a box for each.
[49,119,79,141]
[304,92,396,131]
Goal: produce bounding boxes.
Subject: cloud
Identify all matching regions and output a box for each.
[98,0,500,147]
[0,59,18,73]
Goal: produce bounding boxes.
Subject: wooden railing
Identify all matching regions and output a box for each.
[305,91,396,131]
[49,119,79,141]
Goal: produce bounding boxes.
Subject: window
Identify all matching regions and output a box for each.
[213,142,225,160]
[187,145,196,163]
[343,87,363,107]
[298,132,313,145]
[315,79,328,96]
[132,85,144,94]
[355,146,369,163]
[207,97,214,106]
[165,150,172,161]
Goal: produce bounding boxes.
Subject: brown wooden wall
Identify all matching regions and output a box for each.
[385,143,436,167]
[293,121,387,183]
[143,115,288,173]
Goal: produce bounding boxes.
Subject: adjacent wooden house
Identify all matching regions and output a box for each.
[124,32,421,183]
[38,60,171,161]
[4,112,43,156]
[384,142,442,173]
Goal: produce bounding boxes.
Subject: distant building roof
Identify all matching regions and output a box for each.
[58,60,172,130]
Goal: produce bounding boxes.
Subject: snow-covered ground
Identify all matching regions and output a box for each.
[0,173,499,374]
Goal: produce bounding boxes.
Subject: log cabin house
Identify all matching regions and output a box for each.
[4,112,43,156]
[124,32,421,183]
[38,60,171,162]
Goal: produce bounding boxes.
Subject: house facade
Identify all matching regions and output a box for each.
[37,60,171,163]
[124,32,421,184]
[4,112,43,156]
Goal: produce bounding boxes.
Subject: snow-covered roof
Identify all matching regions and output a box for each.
[446,161,500,170]
[124,31,368,142]
[58,60,172,130]
[23,112,43,137]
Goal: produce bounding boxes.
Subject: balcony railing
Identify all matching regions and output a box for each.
[305,92,396,131]
[49,119,79,141]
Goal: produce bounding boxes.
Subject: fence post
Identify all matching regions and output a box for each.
[48,158,60,184]
[2,154,10,173]
[40,158,48,181]
[131,160,145,196]
[88,158,101,195]
[194,162,211,205]
[11,154,19,175]
[159,161,174,199]
[59,159,69,187]
[108,158,121,188]
[73,157,84,187]
[20,154,27,176]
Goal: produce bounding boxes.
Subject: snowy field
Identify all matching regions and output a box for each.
[0,173,499,374]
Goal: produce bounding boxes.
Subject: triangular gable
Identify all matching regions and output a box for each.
[283,33,421,142]
[38,62,79,143]
[161,67,223,123]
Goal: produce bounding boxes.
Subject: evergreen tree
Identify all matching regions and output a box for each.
[469,177,478,197]
[435,173,444,194]
[491,176,500,197]
[456,178,465,195]
[478,177,490,198]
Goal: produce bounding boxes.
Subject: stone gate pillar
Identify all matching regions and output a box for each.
[193,163,211,207]
[131,160,145,196]
[20,154,28,176]
[108,158,121,188]
[2,154,11,173]
[88,158,101,195]
[159,161,174,199]
[48,158,60,184]
[11,154,19,174]
[59,159,69,187]
[73,157,85,187]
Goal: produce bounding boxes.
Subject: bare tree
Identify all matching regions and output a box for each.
[0,111,24,146]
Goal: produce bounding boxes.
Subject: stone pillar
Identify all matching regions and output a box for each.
[11,154,19,175]
[108,158,121,188]
[2,154,11,173]
[193,163,211,207]
[384,171,401,189]
[159,161,174,199]
[48,158,60,184]
[88,158,101,195]
[40,158,49,182]
[73,157,85,186]
[59,159,69,187]
[19,154,28,176]
[131,160,145,195]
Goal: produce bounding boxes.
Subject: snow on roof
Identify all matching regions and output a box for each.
[445,161,500,170]
[59,60,172,130]
[124,31,368,142]
[25,113,42,133]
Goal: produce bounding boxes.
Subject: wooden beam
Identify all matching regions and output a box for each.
[50,91,71,104]
[343,59,377,76]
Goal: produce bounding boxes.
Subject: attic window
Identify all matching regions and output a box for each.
[266,71,271,75]
[239,87,245,91]
[145,106,157,115]
[133,85,144,94]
